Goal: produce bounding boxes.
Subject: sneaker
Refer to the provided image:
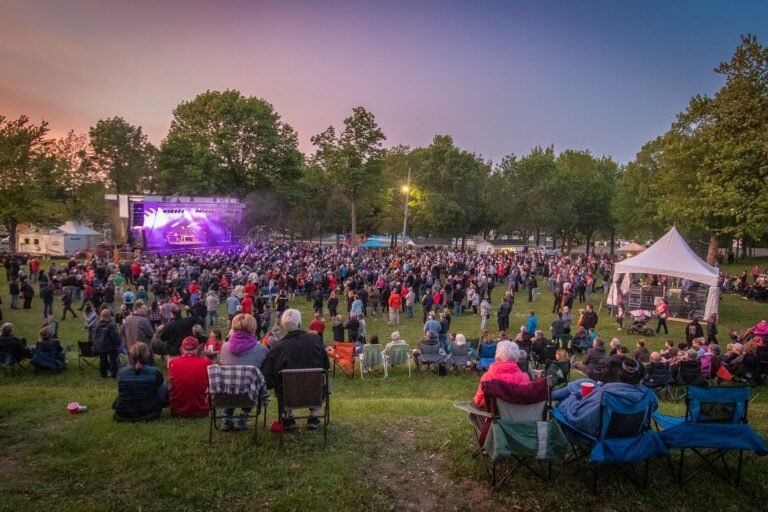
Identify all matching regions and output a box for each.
[236,417,248,430]
[282,418,297,431]
[307,417,321,431]
[221,419,234,432]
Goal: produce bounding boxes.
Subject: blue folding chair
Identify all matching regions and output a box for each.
[554,387,667,494]
[653,386,767,485]
[476,342,497,372]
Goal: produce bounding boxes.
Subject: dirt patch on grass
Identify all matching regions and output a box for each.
[369,425,494,512]
[0,451,20,479]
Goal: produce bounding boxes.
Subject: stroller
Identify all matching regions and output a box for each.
[626,309,654,336]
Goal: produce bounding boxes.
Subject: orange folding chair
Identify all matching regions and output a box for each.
[328,341,356,378]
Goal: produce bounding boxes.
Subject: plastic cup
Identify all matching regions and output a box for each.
[581,382,596,398]
[67,402,81,415]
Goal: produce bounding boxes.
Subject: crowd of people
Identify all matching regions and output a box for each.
[1,241,766,429]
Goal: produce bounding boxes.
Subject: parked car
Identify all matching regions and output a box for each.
[73,243,116,259]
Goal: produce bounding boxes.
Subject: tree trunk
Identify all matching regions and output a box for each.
[461,236,466,251]
[706,232,718,265]
[350,202,357,247]
[8,219,18,252]
[610,230,615,257]
[585,232,592,257]
[391,233,396,249]
[536,229,541,247]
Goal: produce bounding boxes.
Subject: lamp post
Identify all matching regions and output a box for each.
[401,165,411,251]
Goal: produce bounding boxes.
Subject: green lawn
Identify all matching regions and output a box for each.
[1,259,767,511]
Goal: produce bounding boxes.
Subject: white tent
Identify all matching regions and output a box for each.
[617,242,646,254]
[608,227,720,318]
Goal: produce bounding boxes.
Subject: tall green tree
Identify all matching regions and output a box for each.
[156,90,302,196]
[410,135,491,243]
[49,131,107,224]
[0,115,57,249]
[617,34,768,262]
[310,107,386,247]
[89,117,156,194]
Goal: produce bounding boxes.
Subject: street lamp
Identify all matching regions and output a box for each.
[401,165,411,251]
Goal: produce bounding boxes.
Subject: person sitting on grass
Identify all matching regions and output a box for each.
[633,339,650,364]
[113,342,167,422]
[168,336,213,417]
[30,326,66,371]
[203,327,223,360]
[572,337,608,381]
[553,358,653,437]
[219,313,269,431]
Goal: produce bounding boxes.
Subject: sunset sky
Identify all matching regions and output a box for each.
[1,0,766,164]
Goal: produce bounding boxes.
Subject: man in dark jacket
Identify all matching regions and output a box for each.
[497,296,512,332]
[0,322,30,362]
[573,337,608,381]
[685,317,705,347]
[581,304,599,331]
[261,309,329,430]
[159,306,197,357]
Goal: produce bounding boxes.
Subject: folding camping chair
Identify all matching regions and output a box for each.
[383,345,411,378]
[454,378,567,489]
[544,359,570,389]
[446,342,472,374]
[207,364,269,445]
[415,339,446,377]
[0,352,25,375]
[279,368,330,448]
[77,341,99,370]
[652,386,767,485]
[475,342,497,372]
[328,341,356,378]
[553,387,667,494]
[359,344,385,379]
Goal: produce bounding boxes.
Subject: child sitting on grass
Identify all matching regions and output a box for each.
[204,327,223,361]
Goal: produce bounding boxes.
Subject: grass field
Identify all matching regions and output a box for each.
[1,258,767,511]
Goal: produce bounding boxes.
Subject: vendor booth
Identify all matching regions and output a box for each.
[608,227,720,321]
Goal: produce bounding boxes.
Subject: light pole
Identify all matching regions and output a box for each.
[401,165,411,251]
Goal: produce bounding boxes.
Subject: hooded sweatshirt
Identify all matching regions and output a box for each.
[473,360,530,409]
[219,330,269,369]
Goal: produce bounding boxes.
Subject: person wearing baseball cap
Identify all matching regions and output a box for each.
[167,336,212,417]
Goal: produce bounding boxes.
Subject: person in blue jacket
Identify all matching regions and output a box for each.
[553,358,655,437]
[525,310,538,335]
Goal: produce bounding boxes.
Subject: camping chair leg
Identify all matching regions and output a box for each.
[737,450,743,486]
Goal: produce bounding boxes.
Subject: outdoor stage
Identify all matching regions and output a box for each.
[105,195,245,252]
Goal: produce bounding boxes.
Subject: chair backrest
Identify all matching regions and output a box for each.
[450,343,470,357]
[387,345,410,367]
[280,368,327,409]
[78,341,96,358]
[686,385,750,424]
[496,399,547,423]
[333,342,356,361]
[546,360,570,386]
[420,340,441,356]
[478,342,497,359]
[679,360,703,384]
[362,344,383,367]
[598,389,655,440]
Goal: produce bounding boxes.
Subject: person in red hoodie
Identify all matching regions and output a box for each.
[168,336,213,417]
[241,294,254,315]
[472,340,530,409]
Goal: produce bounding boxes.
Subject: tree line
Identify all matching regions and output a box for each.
[1,35,765,261]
